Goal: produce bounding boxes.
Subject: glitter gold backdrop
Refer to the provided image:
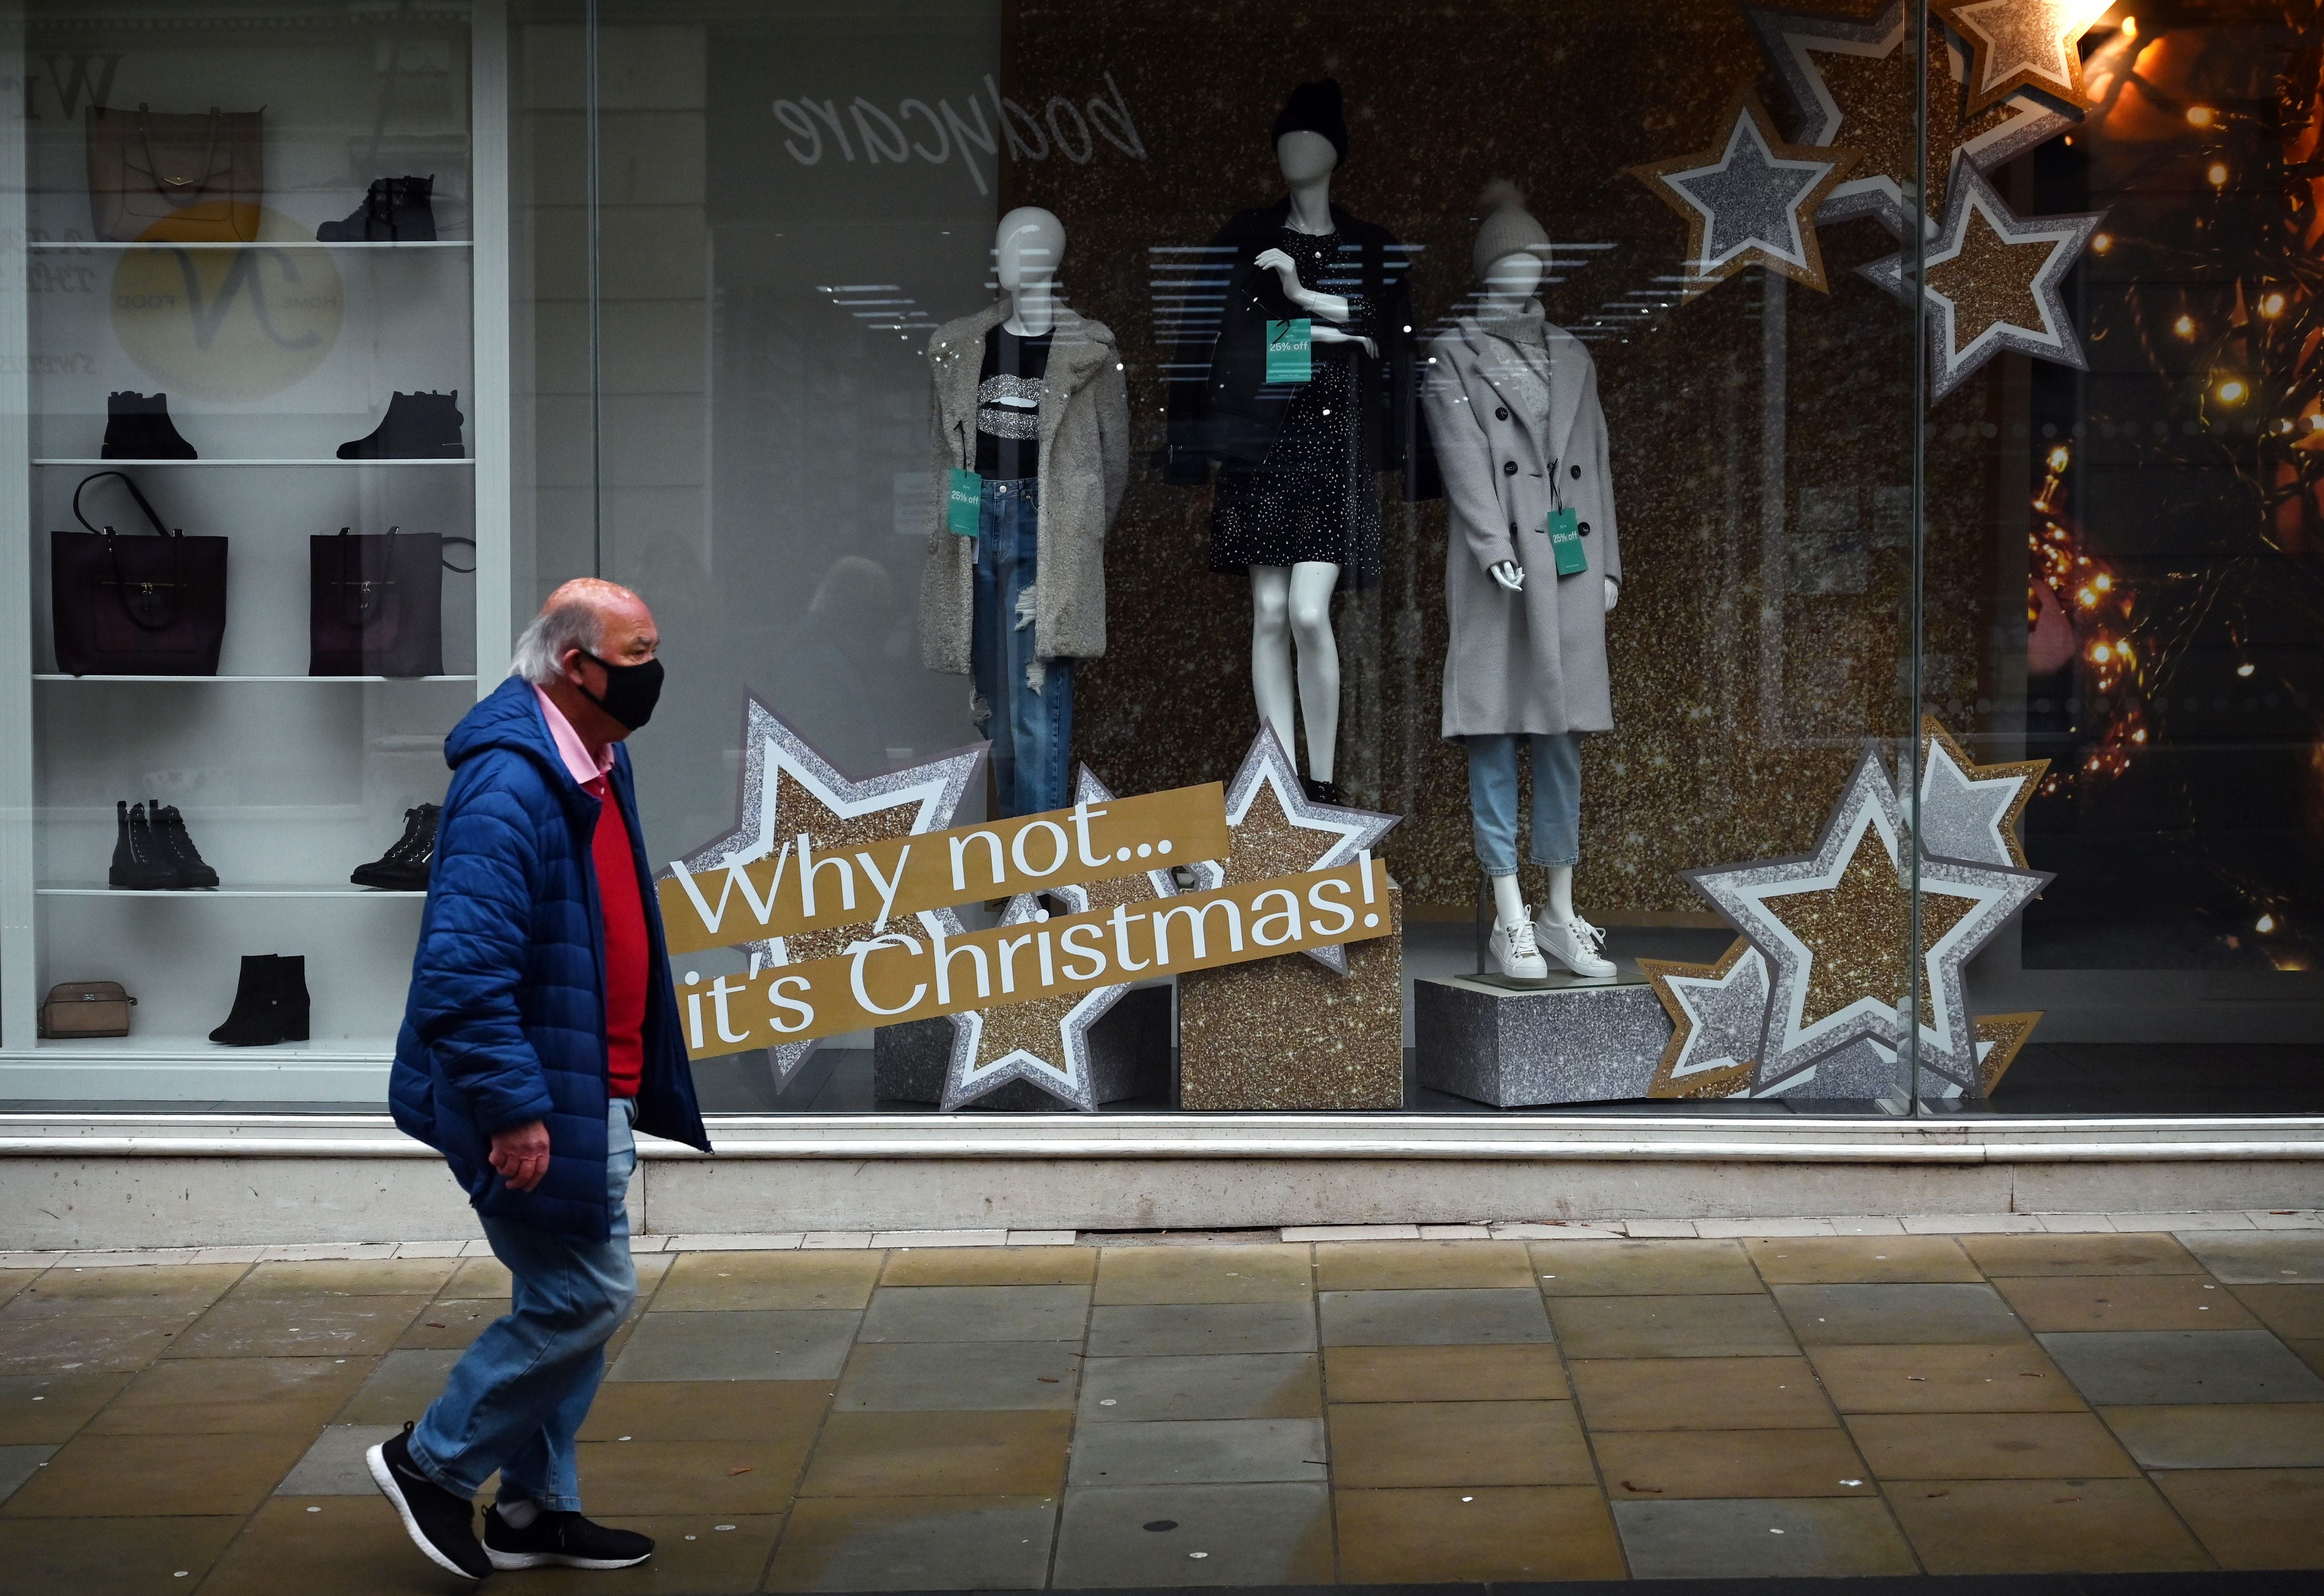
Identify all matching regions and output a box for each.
[993,0,1998,917]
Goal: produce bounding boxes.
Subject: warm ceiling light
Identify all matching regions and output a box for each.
[2208,162,2231,186]
[2175,314,2196,337]
[2091,231,2113,254]
[2121,15,2138,38]
[2258,913,2278,933]
[2262,291,2288,317]
[2187,105,2216,127]
[2217,377,2248,403]
[2237,662,2256,677]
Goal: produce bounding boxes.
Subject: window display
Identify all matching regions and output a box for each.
[2,0,2318,1125]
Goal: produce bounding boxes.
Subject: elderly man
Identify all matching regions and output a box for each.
[371,578,708,1579]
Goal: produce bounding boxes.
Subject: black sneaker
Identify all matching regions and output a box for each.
[484,1503,654,1571]
[366,1422,490,1580]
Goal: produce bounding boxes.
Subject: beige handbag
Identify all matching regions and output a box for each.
[37,981,137,1039]
[86,104,264,243]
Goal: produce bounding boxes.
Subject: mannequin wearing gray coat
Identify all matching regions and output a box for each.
[1421,308,1621,739]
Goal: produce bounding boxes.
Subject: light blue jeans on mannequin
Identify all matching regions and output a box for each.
[971,478,1074,818]
[1465,732,1582,875]
[408,1096,637,1512]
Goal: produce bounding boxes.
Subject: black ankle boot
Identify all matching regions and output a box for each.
[337,391,465,459]
[386,175,437,241]
[274,955,311,1043]
[149,801,218,889]
[352,803,439,891]
[101,392,198,460]
[1305,777,1346,807]
[108,801,177,890]
[209,954,284,1045]
[316,180,388,242]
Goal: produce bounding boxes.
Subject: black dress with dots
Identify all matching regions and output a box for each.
[1206,227,1383,589]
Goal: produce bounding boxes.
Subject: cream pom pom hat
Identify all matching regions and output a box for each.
[1472,179,1551,280]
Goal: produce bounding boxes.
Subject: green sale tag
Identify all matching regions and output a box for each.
[946,467,982,537]
[1547,507,1588,577]
[1265,319,1313,383]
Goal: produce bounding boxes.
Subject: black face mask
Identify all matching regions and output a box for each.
[578,650,664,731]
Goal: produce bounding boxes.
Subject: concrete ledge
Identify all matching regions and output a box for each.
[1,1112,2321,1250]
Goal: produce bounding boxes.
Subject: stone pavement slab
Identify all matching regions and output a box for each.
[85,1355,368,1435]
[2098,1402,2324,1468]
[1318,1288,1553,1346]
[273,1423,400,1495]
[2039,1329,2324,1404]
[1569,1355,1836,1430]
[1078,1352,1319,1422]
[2152,1467,2324,1570]
[1086,1302,1314,1357]
[1595,1428,1875,1499]
[609,1309,862,1382]
[1066,1416,1325,1485]
[1610,1496,1920,1578]
[1774,1283,2029,1345]
[880,1246,1096,1286]
[765,1495,1055,1591]
[833,1340,1081,1411]
[1092,1245,1312,1306]
[1334,1484,1625,1582]
[0,1445,53,1505]
[1326,1398,1593,1487]
[2181,1232,2324,1284]
[1743,1236,1981,1285]
[1321,1342,1565,1402]
[1049,1481,1332,1586]
[1531,1238,1763,1295]
[1880,1475,2212,1573]
[1843,1410,2140,1478]
[1964,1231,2204,1277]
[1314,1240,1533,1290]
[1995,1274,2260,1333]
[1804,1341,2086,1413]
[856,1284,1089,1343]
[1547,1293,1797,1358]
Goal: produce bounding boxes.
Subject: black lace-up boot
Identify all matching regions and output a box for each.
[108,801,178,890]
[149,801,218,889]
[352,803,439,891]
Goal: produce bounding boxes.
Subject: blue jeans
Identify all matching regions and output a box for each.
[409,1096,638,1513]
[1466,733,1582,876]
[971,478,1073,818]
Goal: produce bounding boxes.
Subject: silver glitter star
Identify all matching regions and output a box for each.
[938,767,1179,1112]
[1684,749,2050,1097]
[1641,938,1769,1098]
[1632,90,1857,293]
[662,695,984,1087]
[1859,163,2104,400]
[1747,0,2074,235]
[1189,729,1399,975]
[1919,717,2047,871]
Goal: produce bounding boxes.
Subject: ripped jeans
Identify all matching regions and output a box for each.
[971,477,1074,818]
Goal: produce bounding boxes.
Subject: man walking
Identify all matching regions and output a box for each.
[371,578,709,1579]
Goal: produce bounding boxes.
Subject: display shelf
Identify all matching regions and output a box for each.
[27,239,472,251]
[38,886,423,899]
[34,458,474,468]
[35,674,477,684]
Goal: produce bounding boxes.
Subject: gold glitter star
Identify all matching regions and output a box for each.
[1973,1011,2043,1093]
[1814,26,2004,223]
[1928,200,2057,360]
[1763,822,1978,1033]
[1933,0,2112,115]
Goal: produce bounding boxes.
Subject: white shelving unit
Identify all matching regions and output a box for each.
[0,1,512,1103]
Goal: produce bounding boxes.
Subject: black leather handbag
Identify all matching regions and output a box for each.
[308,526,474,678]
[50,471,227,676]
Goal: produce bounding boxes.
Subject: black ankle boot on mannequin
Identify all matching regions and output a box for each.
[149,801,218,889]
[317,175,438,243]
[337,391,465,459]
[101,392,198,460]
[108,801,177,890]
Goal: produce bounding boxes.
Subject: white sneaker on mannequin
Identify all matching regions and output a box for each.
[1536,912,1615,979]
[1488,912,1549,980]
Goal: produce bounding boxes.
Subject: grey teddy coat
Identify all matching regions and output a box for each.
[918,297,1129,673]
[1419,313,1621,738]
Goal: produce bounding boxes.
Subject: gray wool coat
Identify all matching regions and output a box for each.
[1419,312,1621,738]
[918,298,1129,673]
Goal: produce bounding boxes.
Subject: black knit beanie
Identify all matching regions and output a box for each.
[1272,78,1348,163]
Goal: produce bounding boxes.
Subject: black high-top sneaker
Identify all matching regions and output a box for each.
[208,954,285,1045]
[316,180,390,242]
[149,801,219,889]
[101,391,198,460]
[352,803,439,891]
[387,175,437,241]
[108,801,178,890]
[337,391,465,459]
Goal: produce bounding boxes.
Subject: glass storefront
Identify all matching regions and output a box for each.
[4,0,2318,1120]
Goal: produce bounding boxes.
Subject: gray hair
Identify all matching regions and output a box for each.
[510,578,639,685]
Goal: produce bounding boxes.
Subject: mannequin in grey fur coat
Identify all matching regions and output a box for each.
[1418,183,1621,981]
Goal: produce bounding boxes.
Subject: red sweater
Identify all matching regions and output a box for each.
[588,777,646,1098]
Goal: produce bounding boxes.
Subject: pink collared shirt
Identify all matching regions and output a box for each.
[533,685,615,786]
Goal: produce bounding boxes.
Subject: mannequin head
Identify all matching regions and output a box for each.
[1274,129,1339,186]
[1482,250,1545,309]
[994,206,1065,292]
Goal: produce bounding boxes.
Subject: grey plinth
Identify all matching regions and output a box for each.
[872,984,1174,1110]
[1414,971,1674,1108]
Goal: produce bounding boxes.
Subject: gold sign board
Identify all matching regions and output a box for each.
[658,783,1231,955]
[680,857,1391,1056]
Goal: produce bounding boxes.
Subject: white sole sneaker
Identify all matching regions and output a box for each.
[1488,920,1549,980]
[1535,917,1616,979]
[485,1547,651,1572]
[367,1441,486,1582]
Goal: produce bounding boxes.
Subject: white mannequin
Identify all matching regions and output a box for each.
[996,206,1063,336]
[1472,248,1617,941]
[1246,129,1375,792]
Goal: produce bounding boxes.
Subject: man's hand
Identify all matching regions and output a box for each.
[489,1120,552,1192]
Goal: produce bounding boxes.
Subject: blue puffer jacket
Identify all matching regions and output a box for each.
[389,676,709,1241]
